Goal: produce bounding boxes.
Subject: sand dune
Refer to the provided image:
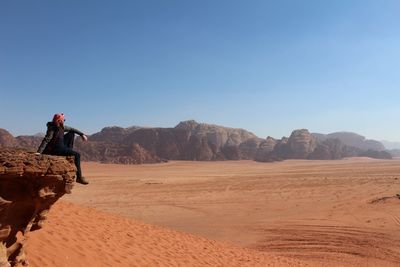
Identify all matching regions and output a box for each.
[26,201,306,267]
[26,158,400,266]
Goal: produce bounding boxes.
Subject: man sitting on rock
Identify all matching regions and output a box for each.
[37,113,89,185]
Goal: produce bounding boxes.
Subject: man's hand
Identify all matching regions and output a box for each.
[81,134,88,142]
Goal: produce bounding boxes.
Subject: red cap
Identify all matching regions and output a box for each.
[52,113,65,123]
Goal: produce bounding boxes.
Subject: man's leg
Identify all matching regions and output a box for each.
[54,148,88,185]
[69,151,88,184]
[63,132,75,149]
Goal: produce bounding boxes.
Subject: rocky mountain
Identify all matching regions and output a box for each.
[88,126,142,143]
[0,129,44,151]
[286,129,318,158]
[255,129,392,162]
[308,138,346,160]
[111,120,263,161]
[0,129,19,148]
[312,132,385,151]
[0,127,162,164]
[0,121,392,163]
[75,140,163,164]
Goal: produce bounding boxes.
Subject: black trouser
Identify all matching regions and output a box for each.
[53,132,82,179]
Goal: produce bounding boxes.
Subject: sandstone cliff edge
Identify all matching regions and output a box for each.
[0,149,75,267]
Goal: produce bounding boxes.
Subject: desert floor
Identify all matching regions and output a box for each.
[28,158,400,266]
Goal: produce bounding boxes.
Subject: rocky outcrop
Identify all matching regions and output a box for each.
[89,126,132,143]
[119,120,262,161]
[255,137,278,162]
[0,149,76,266]
[0,130,18,148]
[257,130,319,161]
[14,136,42,150]
[75,141,164,164]
[309,139,345,160]
[1,122,392,164]
[286,129,317,159]
[255,130,392,162]
[0,129,41,151]
[238,138,261,159]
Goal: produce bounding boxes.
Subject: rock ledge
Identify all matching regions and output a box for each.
[0,149,76,266]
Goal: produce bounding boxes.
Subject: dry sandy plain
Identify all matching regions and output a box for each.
[26,158,400,266]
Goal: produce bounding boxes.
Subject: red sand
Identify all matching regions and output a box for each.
[26,201,306,267]
[26,159,400,266]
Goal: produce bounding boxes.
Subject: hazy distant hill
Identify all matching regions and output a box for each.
[312,132,385,151]
[0,128,42,149]
[380,140,400,150]
[0,121,392,163]
[0,129,18,148]
[388,149,400,157]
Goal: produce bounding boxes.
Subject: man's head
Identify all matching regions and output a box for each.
[52,113,65,126]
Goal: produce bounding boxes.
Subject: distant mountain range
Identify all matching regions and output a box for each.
[0,120,393,164]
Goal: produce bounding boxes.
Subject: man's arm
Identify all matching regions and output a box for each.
[64,125,88,141]
[37,128,54,153]
[64,125,85,136]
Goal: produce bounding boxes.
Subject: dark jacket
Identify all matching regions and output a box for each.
[37,122,85,154]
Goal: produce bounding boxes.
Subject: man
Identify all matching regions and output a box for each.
[37,113,89,185]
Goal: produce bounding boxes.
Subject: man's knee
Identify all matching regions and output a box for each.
[64,132,75,148]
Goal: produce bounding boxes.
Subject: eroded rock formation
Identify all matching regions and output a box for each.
[286,129,317,159]
[255,137,278,162]
[0,130,18,149]
[0,149,76,266]
[312,132,386,151]
[87,120,263,162]
[0,121,392,163]
[254,130,393,162]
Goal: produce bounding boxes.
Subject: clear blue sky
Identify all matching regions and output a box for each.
[1,0,400,141]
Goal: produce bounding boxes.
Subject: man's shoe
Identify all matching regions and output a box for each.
[76,176,89,185]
